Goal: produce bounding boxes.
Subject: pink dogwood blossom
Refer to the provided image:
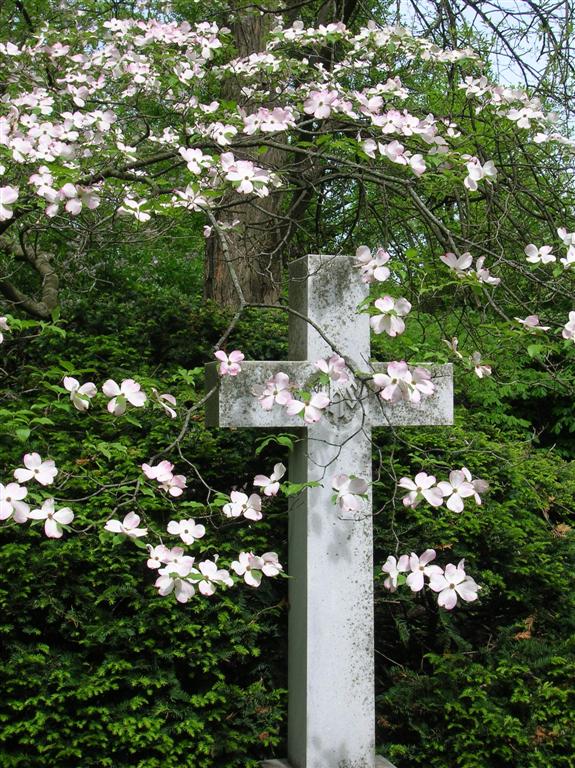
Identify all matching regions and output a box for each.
[429,560,480,609]
[355,245,391,283]
[515,315,550,331]
[524,244,555,264]
[370,296,412,336]
[196,559,234,595]
[105,511,148,537]
[315,354,350,382]
[406,549,443,592]
[29,499,74,538]
[286,391,330,423]
[437,470,475,513]
[562,312,575,341]
[332,474,369,513]
[373,362,434,404]
[398,472,443,508]
[102,378,147,415]
[0,186,18,220]
[167,518,206,545]
[440,251,473,276]
[63,376,97,411]
[215,350,244,376]
[142,460,174,482]
[151,389,177,418]
[223,491,263,521]
[382,554,409,591]
[254,463,286,496]
[253,372,292,410]
[0,482,29,522]
[14,453,58,486]
[0,316,9,344]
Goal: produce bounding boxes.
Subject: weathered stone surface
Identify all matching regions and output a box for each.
[206,254,453,768]
[261,755,397,767]
[205,361,452,429]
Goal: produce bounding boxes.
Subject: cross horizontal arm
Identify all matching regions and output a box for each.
[205,362,453,429]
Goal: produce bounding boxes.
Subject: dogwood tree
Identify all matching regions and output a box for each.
[0,0,574,610]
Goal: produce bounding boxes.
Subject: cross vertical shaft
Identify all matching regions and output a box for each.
[287,255,375,768]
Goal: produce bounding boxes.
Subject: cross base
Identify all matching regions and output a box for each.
[262,757,397,767]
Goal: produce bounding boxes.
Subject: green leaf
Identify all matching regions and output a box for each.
[15,427,31,442]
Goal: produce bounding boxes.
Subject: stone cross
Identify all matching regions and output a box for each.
[205,254,453,768]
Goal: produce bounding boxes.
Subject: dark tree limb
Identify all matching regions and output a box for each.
[0,240,60,319]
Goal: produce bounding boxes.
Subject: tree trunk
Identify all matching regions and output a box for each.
[204,8,287,307]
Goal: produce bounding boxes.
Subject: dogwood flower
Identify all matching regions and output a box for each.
[63,376,97,411]
[443,337,463,359]
[146,544,172,569]
[215,349,244,376]
[463,157,497,191]
[286,391,330,423]
[440,251,473,276]
[354,246,391,283]
[303,89,339,118]
[29,499,74,538]
[160,474,187,497]
[157,546,195,575]
[332,474,369,513]
[261,551,283,577]
[14,453,58,486]
[562,312,575,341]
[102,378,147,415]
[437,470,475,513]
[524,244,555,264]
[474,257,501,285]
[515,315,550,331]
[151,388,177,418]
[429,560,480,609]
[398,472,443,507]
[0,482,29,522]
[223,491,262,521]
[142,460,174,482]
[557,227,575,246]
[104,511,148,537]
[0,316,9,344]
[461,467,489,504]
[315,354,350,382]
[231,551,266,586]
[196,559,234,595]
[254,463,286,496]
[471,352,491,378]
[0,185,18,220]
[253,372,293,410]
[167,518,206,545]
[154,572,196,602]
[370,296,412,336]
[406,549,443,592]
[560,247,575,269]
[373,362,434,404]
[382,554,409,591]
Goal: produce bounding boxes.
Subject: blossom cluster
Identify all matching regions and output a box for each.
[0,453,73,538]
[372,361,435,404]
[382,549,480,610]
[62,376,176,418]
[399,468,488,514]
[142,460,187,497]
[253,370,332,424]
[440,252,500,285]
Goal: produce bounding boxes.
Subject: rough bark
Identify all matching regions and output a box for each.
[0,240,60,319]
[205,8,287,306]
